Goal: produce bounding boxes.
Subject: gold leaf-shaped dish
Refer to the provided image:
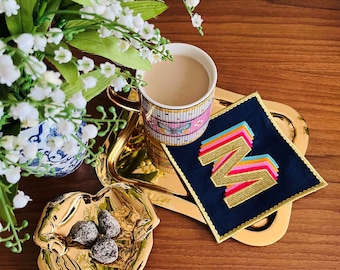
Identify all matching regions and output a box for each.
[34,183,159,270]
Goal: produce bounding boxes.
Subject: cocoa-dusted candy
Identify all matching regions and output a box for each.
[66,220,99,247]
[98,210,121,238]
[91,236,119,264]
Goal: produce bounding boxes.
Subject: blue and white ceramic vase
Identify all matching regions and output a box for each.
[19,121,86,177]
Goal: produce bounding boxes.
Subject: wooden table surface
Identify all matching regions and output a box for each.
[1,0,339,269]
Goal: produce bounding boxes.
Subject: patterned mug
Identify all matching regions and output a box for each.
[109,43,217,146]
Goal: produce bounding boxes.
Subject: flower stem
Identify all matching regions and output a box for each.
[0,184,25,253]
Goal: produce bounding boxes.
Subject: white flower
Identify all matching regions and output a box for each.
[122,6,133,17]
[44,104,63,118]
[79,6,95,20]
[77,56,94,74]
[91,2,106,16]
[100,62,116,78]
[47,136,64,150]
[118,12,134,30]
[97,25,112,38]
[21,142,38,160]
[82,76,97,90]
[13,191,32,209]
[117,39,130,52]
[29,85,51,101]
[0,221,3,231]
[0,135,16,150]
[151,53,162,63]
[50,88,65,104]
[0,54,20,86]
[111,29,123,39]
[46,28,64,45]
[82,124,98,141]
[102,7,116,21]
[70,110,83,126]
[9,102,39,128]
[56,119,75,136]
[33,34,47,52]
[185,0,200,9]
[191,13,203,28]
[111,76,127,92]
[1,0,20,16]
[14,33,35,54]
[4,165,21,184]
[109,1,123,17]
[130,37,142,49]
[139,47,152,60]
[68,91,87,109]
[24,56,47,80]
[133,13,144,31]
[6,150,20,163]
[54,47,72,64]
[63,138,79,156]
[140,22,155,40]
[40,71,62,86]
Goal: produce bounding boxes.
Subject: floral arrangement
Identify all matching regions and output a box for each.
[0,0,203,253]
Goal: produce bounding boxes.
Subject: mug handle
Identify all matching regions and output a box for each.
[106,86,140,112]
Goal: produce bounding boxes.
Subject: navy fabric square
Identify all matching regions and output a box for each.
[163,93,327,243]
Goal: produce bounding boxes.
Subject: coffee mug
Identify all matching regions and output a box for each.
[108,43,217,146]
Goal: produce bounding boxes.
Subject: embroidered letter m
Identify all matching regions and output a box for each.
[198,121,279,208]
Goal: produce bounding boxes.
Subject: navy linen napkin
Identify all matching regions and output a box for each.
[163,92,327,243]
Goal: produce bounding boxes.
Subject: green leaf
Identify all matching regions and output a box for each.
[0,84,8,100]
[64,19,93,30]
[36,0,63,33]
[1,120,21,136]
[67,0,92,5]
[7,183,18,204]
[67,30,151,70]
[0,14,10,38]
[122,1,168,20]
[44,42,78,84]
[62,70,114,101]
[5,0,37,35]
[0,181,17,225]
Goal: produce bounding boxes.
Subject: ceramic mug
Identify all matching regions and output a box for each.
[108,43,217,146]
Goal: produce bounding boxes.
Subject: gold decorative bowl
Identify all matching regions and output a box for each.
[34,183,159,270]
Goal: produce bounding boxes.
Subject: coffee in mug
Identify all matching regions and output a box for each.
[142,55,210,106]
[137,43,217,146]
[107,43,217,146]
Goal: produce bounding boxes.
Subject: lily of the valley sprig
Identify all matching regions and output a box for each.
[183,0,204,35]
[0,0,203,253]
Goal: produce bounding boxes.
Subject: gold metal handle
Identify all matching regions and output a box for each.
[106,86,141,112]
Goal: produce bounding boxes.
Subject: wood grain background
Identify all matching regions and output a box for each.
[1,0,339,269]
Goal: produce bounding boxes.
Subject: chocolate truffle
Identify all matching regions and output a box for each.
[98,210,121,238]
[91,236,119,264]
[67,220,99,247]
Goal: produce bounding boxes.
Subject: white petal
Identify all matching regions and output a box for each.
[68,92,87,109]
[82,124,98,141]
[4,166,21,184]
[82,76,97,90]
[13,191,32,209]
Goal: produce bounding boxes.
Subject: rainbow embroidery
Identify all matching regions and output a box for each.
[198,121,279,208]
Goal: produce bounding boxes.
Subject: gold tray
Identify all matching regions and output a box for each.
[96,87,309,246]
